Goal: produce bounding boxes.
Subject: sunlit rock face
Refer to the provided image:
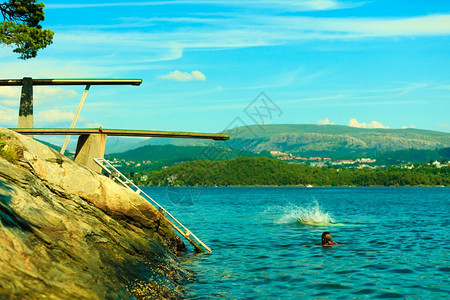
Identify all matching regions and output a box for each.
[0,128,189,299]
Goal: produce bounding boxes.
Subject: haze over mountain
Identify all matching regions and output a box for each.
[223,124,450,156]
[107,124,450,158]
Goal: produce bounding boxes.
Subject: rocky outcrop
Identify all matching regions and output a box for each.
[0,128,189,299]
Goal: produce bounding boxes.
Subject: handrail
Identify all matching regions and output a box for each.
[93,158,211,253]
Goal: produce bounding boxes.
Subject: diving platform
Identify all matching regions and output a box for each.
[2,77,225,255]
[0,77,142,153]
[11,127,229,172]
[2,76,230,170]
[0,78,142,86]
[11,128,229,140]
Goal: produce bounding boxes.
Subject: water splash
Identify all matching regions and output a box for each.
[266,200,335,226]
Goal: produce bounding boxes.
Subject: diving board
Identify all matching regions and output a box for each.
[0,77,142,152]
[11,127,229,172]
[11,128,229,140]
[0,78,142,86]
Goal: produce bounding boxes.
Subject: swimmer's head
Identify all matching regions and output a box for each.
[322,232,335,246]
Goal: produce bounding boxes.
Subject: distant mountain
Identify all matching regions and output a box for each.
[222,124,450,157]
[104,124,450,170]
[104,136,210,154]
[104,137,151,154]
[105,124,450,155]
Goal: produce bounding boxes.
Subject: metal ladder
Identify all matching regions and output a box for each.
[93,158,211,253]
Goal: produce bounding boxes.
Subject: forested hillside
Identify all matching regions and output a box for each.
[141,157,449,187]
[105,144,269,173]
[106,124,450,156]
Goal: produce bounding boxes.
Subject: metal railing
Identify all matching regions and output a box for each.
[93,158,211,253]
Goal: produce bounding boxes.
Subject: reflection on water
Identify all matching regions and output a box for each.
[143,187,450,299]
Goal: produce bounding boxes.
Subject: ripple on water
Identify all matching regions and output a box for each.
[408,284,449,294]
[307,282,352,290]
[390,268,414,274]
[334,269,360,275]
[288,276,306,283]
[362,264,391,270]
[374,292,406,299]
[312,291,332,297]
[368,239,389,245]
[352,288,377,295]
[437,267,450,272]
[250,266,271,272]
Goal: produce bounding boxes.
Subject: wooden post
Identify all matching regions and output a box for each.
[18,77,33,128]
[74,133,107,173]
[61,84,91,154]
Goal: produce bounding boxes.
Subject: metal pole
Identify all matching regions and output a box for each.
[60,85,90,154]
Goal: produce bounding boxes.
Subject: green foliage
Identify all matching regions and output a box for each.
[144,157,450,187]
[438,147,450,161]
[0,133,20,164]
[373,148,444,166]
[0,0,54,59]
[106,144,266,174]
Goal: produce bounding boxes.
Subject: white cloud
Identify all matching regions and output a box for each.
[1,13,445,76]
[402,124,416,129]
[34,87,78,102]
[434,84,450,90]
[0,106,17,127]
[318,118,334,125]
[86,122,103,128]
[437,123,450,131]
[36,109,76,123]
[159,70,206,82]
[0,84,77,106]
[0,100,18,107]
[0,86,21,100]
[46,1,362,12]
[348,118,389,129]
[295,14,450,37]
[298,0,359,11]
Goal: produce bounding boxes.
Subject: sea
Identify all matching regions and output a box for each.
[141,187,450,299]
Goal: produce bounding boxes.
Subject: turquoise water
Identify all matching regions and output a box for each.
[142,187,450,299]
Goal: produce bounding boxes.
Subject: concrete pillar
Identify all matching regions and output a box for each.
[18,77,33,128]
[74,134,107,173]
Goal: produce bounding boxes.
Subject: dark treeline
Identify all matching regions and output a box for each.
[139,157,450,187]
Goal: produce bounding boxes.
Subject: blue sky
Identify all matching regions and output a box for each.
[1,0,449,147]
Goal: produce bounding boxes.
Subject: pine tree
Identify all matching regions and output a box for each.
[0,0,53,59]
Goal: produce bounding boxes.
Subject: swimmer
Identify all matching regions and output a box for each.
[321,232,338,247]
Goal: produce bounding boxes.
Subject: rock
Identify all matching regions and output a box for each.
[0,128,190,299]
